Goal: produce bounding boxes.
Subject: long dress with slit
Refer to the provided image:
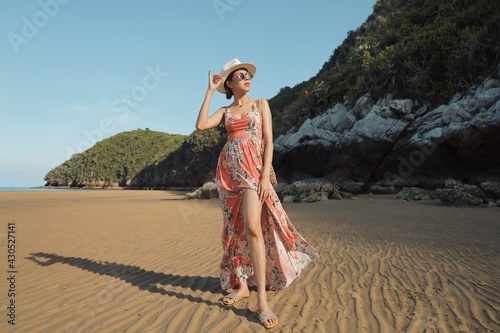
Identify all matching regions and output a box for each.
[215,101,319,291]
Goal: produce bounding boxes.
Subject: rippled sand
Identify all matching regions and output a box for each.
[0,190,498,332]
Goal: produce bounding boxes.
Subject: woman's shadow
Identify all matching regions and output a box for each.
[26,252,253,320]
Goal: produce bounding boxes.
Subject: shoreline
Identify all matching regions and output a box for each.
[0,191,498,332]
[32,185,197,190]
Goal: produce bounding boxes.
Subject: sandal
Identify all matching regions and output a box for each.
[259,309,279,329]
[221,292,246,305]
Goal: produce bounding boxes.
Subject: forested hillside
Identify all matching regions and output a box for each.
[131,126,227,187]
[44,129,185,187]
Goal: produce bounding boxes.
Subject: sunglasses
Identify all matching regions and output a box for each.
[233,72,254,81]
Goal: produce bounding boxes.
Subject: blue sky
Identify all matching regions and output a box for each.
[0,0,376,187]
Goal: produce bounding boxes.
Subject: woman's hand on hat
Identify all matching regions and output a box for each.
[208,70,225,91]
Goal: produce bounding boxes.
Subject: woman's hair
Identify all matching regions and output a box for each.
[224,67,248,100]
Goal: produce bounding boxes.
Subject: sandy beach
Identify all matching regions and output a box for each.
[0,190,498,333]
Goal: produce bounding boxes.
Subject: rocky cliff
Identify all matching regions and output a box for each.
[274,72,500,194]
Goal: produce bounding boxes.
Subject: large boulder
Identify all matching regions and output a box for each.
[480,181,500,198]
[275,178,340,203]
[435,180,485,207]
[394,187,433,201]
[185,181,219,199]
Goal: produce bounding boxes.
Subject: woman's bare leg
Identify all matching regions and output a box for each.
[242,189,278,327]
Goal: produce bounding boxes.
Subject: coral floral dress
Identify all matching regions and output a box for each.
[215,100,319,290]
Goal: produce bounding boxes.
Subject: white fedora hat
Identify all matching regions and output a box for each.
[217,58,257,94]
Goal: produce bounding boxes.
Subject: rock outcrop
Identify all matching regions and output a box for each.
[274,75,500,198]
[394,187,433,201]
[43,178,122,188]
[274,178,341,203]
[435,179,486,207]
[185,181,219,200]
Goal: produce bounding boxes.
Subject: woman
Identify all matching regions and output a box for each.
[196,58,318,329]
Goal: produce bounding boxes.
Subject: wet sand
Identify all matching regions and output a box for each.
[0,190,498,332]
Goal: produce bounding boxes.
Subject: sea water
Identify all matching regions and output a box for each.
[0,187,72,192]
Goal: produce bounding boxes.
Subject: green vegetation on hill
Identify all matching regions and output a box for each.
[44,129,185,187]
[269,0,500,136]
[133,125,227,187]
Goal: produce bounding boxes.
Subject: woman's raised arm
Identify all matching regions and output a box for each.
[196,70,226,130]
